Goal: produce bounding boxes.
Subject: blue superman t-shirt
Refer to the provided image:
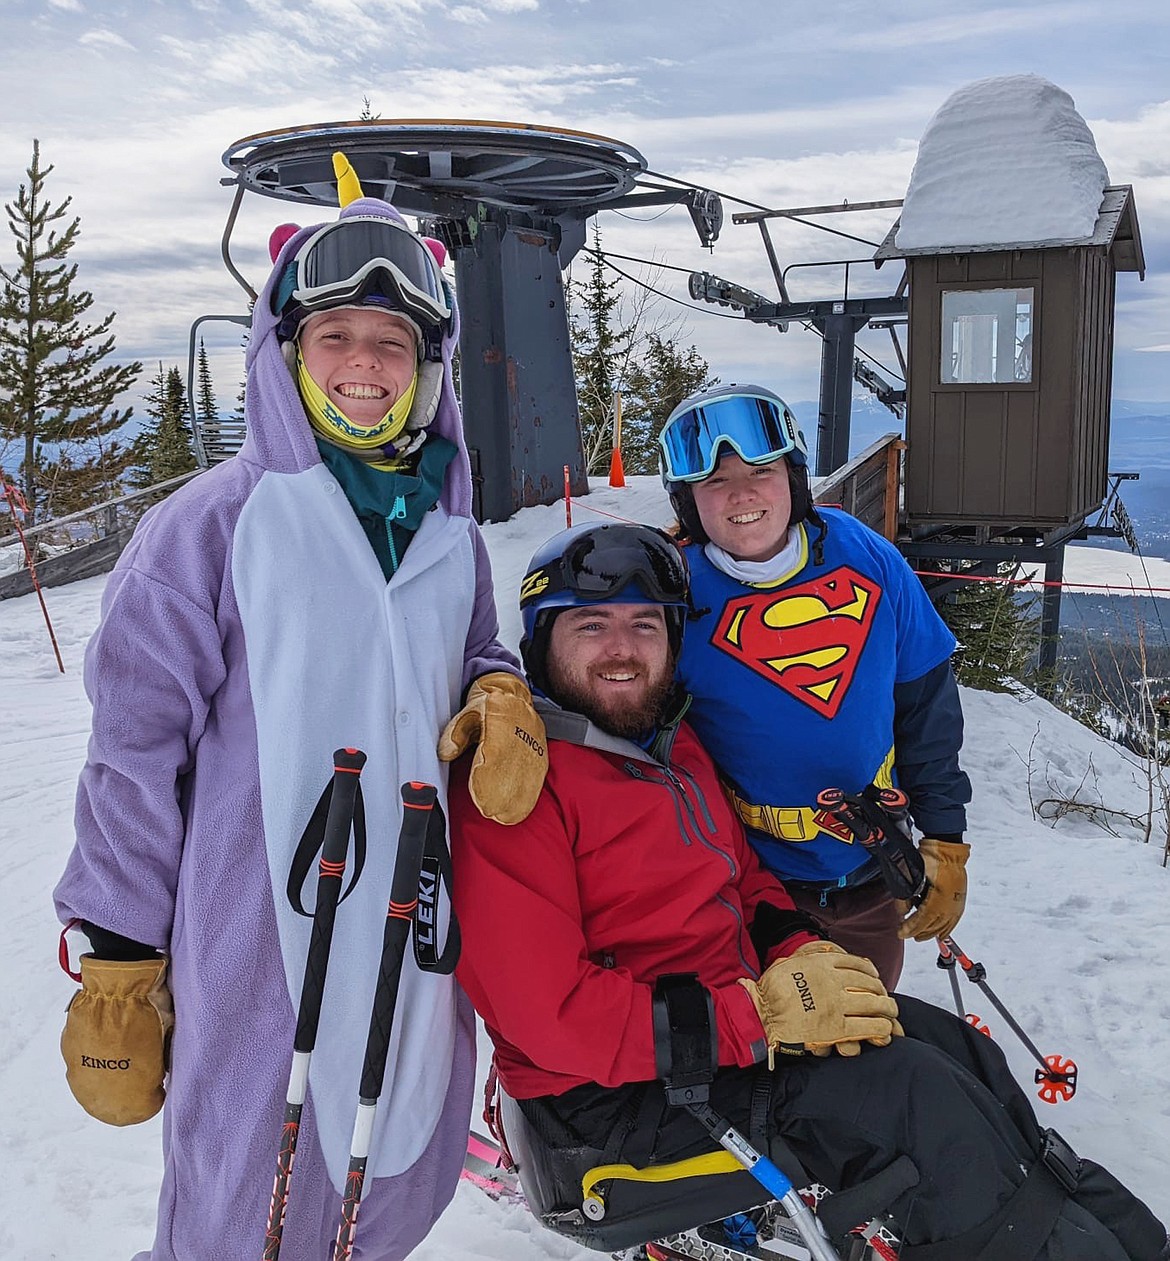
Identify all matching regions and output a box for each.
[677,509,956,883]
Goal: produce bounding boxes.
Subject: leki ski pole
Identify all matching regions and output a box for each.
[334,781,460,1260]
[264,747,368,1261]
[936,936,1078,1105]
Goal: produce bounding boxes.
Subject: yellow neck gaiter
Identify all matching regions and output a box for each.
[297,347,417,462]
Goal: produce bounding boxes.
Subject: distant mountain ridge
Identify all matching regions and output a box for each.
[789,397,1170,559]
[788,397,1170,469]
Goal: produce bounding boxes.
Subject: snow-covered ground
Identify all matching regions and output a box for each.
[1063,544,1170,596]
[1,478,1167,1260]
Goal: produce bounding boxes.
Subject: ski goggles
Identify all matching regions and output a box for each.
[286,216,452,327]
[520,525,688,610]
[659,393,803,483]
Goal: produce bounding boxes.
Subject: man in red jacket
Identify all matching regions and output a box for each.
[449,523,1165,1261]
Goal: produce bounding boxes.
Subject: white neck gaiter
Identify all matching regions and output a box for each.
[704,524,806,587]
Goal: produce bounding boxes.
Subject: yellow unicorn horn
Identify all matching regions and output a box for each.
[332,152,365,207]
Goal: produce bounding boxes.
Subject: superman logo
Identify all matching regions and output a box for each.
[712,566,881,718]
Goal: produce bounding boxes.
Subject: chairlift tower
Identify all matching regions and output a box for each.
[217,120,721,521]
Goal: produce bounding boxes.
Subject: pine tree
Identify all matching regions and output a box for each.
[940,565,1041,693]
[196,339,218,438]
[568,223,635,473]
[623,333,717,474]
[567,224,713,476]
[231,378,246,424]
[130,363,196,489]
[0,140,141,521]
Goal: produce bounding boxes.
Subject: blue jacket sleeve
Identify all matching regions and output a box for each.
[893,659,971,838]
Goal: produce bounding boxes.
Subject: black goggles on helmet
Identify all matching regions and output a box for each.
[660,393,802,482]
[520,525,689,610]
[287,216,452,328]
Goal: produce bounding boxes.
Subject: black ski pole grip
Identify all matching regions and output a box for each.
[392,782,437,905]
[322,749,367,862]
[295,748,367,1052]
[358,782,437,1101]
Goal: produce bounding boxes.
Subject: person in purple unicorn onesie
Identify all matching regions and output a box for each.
[54,159,547,1260]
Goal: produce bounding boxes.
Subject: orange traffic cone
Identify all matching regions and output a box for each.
[608,448,626,488]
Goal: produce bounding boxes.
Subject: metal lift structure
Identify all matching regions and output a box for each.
[201,118,722,522]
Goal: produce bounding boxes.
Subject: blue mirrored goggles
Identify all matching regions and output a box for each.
[288,216,451,327]
[659,395,803,483]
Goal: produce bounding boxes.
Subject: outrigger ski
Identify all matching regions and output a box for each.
[463,1131,527,1205]
[459,1131,902,1261]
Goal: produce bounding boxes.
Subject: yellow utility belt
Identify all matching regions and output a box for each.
[730,793,824,842]
[728,749,897,843]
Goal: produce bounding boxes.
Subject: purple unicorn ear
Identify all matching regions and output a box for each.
[269,223,301,262]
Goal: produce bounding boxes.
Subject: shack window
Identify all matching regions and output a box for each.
[941,287,1034,384]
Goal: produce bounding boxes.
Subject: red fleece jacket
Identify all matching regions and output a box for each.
[449,720,819,1099]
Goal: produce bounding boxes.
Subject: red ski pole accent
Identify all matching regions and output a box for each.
[964,1013,993,1038]
[1036,1054,1078,1104]
[937,935,1077,1104]
[815,784,924,903]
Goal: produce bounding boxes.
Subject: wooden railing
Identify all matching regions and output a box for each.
[813,432,904,540]
[0,470,203,600]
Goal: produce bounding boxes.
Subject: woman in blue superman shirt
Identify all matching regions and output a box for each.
[660,384,972,987]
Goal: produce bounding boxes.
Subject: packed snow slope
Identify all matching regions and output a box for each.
[1,478,1167,1260]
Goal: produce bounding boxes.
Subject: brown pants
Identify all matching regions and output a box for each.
[787,879,905,989]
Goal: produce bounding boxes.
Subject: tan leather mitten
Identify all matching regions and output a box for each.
[741,941,901,1059]
[438,672,548,825]
[61,955,174,1126]
[897,839,970,941]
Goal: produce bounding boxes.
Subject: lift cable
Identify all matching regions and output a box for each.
[590,240,907,385]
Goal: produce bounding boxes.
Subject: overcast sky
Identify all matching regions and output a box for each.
[4,0,1169,423]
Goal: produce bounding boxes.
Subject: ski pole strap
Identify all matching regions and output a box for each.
[287,751,368,916]
[652,973,717,1107]
[815,785,926,903]
[58,918,84,982]
[413,792,460,975]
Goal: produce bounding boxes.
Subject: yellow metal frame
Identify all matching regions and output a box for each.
[581,1151,744,1213]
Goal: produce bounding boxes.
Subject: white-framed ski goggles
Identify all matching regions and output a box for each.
[288,216,452,328]
[659,393,804,483]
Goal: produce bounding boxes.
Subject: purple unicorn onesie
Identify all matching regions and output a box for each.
[55,185,547,1260]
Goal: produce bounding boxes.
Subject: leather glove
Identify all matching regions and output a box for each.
[740,941,901,1061]
[897,838,970,942]
[437,672,548,825]
[61,955,174,1126]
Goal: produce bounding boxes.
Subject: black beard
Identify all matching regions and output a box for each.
[547,662,675,741]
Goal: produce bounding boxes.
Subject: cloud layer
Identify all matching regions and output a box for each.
[2,0,1167,422]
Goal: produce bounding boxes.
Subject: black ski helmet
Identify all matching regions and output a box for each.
[658,383,820,545]
[518,523,689,697]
